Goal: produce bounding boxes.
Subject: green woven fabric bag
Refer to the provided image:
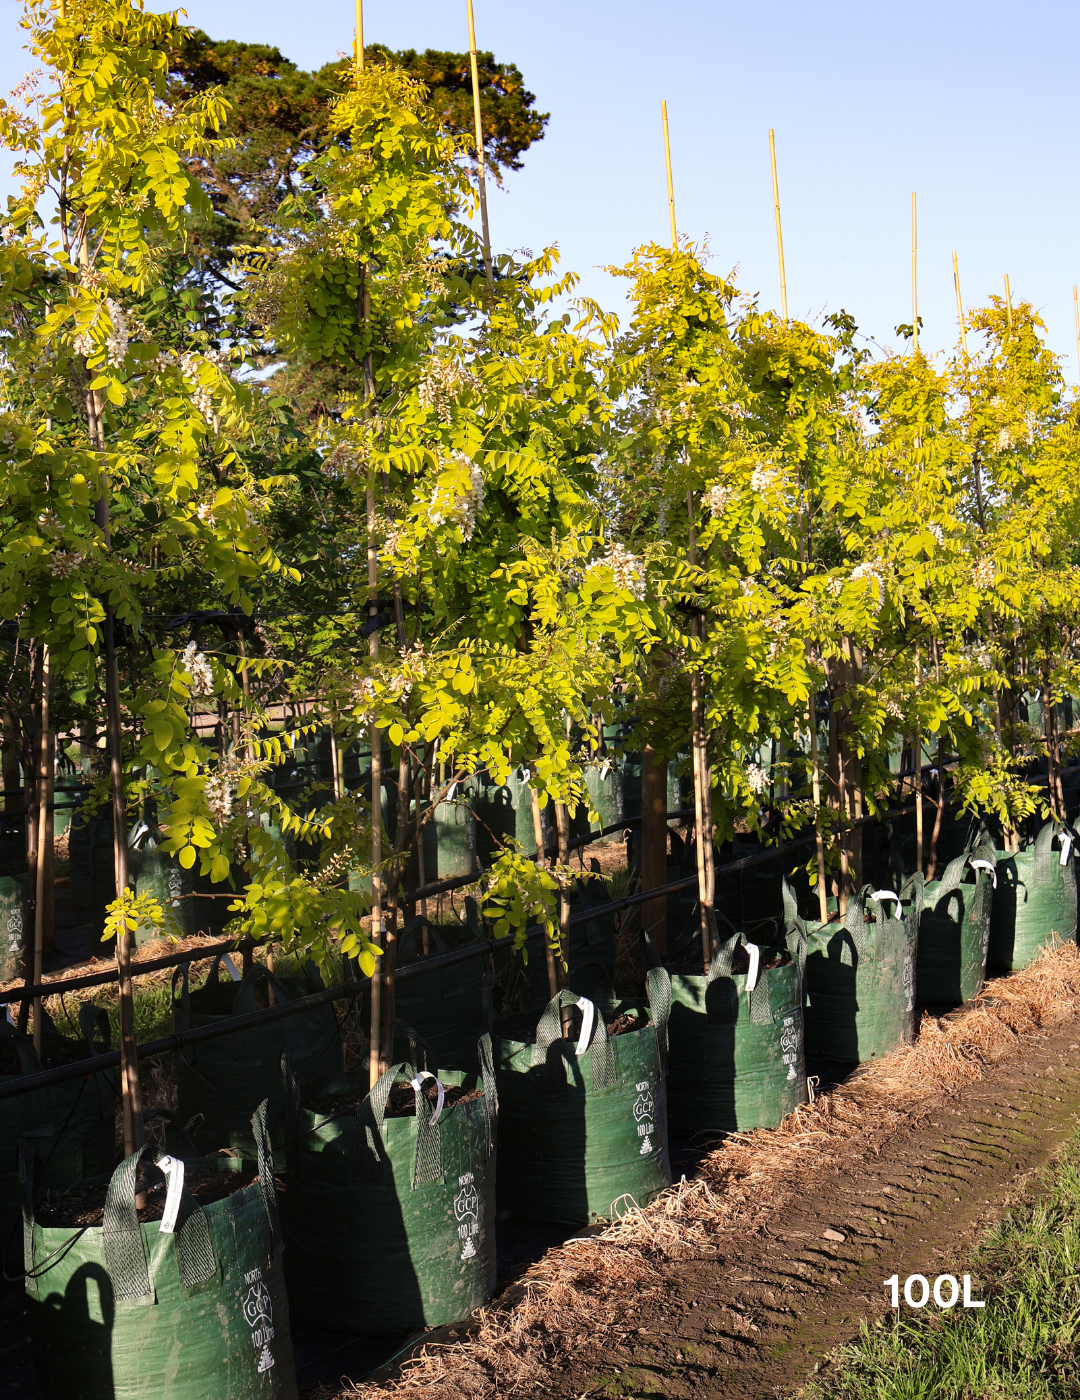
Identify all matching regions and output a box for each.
[494,969,672,1226]
[797,880,924,1064]
[1,1006,115,1253]
[917,842,997,1004]
[21,1101,297,1400]
[988,820,1078,972]
[173,959,341,1159]
[284,1039,498,1334]
[0,874,26,981]
[665,915,807,1134]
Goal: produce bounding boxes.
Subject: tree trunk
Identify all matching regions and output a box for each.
[640,745,668,955]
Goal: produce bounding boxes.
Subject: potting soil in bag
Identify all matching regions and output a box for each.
[173,958,341,1158]
[795,880,923,1064]
[917,843,997,1004]
[22,1101,297,1400]
[988,820,1078,972]
[284,1039,498,1334]
[0,1005,115,1254]
[664,915,807,1134]
[494,971,671,1225]
[361,919,490,1073]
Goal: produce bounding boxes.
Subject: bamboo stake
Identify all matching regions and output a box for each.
[914,642,923,876]
[355,0,363,73]
[809,695,828,922]
[465,0,495,308]
[687,491,715,972]
[769,129,788,321]
[415,761,429,955]
[554,799,573,1037]
[911,192,918,353]
[529,786,560,1002]
[32,646,49,1056]
[662,101,677,250]
[1004,274,1013,328]
[1073,286,1079,381]
[953,251,968,356]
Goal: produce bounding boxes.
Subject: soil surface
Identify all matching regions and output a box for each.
[36,1164,260,1227]
[307,1081,483,1119]
[539,1015,1080,1398]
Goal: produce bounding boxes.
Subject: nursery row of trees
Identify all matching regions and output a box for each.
[3,1,1078,1126]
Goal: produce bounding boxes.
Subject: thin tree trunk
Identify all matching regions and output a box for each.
[32,647,50,1055]
[687,490,715,972]
[640,744,668,955]
[809,692,828,922]
[914,642,923,875]
[554,799,573,1036]
[927,736,947,882]
[531,786,560,1001]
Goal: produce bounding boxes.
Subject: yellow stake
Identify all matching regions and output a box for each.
[1073,285,1080,385]
[952,251,967,356]
[355,0,363,73]
[466,0,495,309]
[911,192,918,353]
[1004,273,1013,328]
[662,101,677,250]
[769,129,788,321]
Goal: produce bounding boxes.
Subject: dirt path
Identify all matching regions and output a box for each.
[550,1018,1080,1399]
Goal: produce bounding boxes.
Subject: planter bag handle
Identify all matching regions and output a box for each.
[102,1143,217,1302]
[251,1098,281,1253]
[233,967,298,1066]
[783,918,808,988]
[0,1023,43,1079]
[645,964,672,1069]
[355,1061,444,1190]
[1033,819,1068,884]
[78,1003,111,1056]
[533,989,617,1094]
[478,1032,497,1159]
[708,928,772,1027]
[399,918,451,960]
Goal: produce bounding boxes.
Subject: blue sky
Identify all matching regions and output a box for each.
[3,0,1078,375]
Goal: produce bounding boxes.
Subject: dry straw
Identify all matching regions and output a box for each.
[312,940,1080,1400]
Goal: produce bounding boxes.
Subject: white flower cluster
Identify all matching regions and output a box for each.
[153,349,228,426]
[104,299,128,368]
[928,522,944,547]
[48,550,83,578]
[418,357,480,424]
[750,465,777,494]
[973,557,996,590]
[352,676,376,713]
[429,454,485,541]
[885,696,904,720]
[204,773,234,823]
[603,541,646,601]
[746,762,769,794]
[850,561,886,611]
[182,641,214,697]
[705,482,733,517]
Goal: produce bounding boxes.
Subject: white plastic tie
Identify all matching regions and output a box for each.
[745,942,761,994]
[157,1155,185,1234]
[410,1071,445,1126]
[575,997,597,1056]
[1059,834,1074,867]
[221,954,241,982]
[870,889,902,918]
[970,858,998,888]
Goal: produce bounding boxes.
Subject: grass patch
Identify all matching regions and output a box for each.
[803,1132,1080,1400]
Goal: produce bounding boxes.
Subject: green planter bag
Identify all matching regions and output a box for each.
[664,916,807,1134]
[917,845,997,1004]
[21,1101,297,1400]
[130,830,198,942]
[361,919,490,1074]
[988,820,1078,972]
[173,959,341,1159]
[795,880,924,1064]
[1,1005,115,1253]
[494,970,672,1225]
[0,874,26,981]
[284,1039,498,1334]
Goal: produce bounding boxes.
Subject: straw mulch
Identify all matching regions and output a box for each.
[312,939,1080,1400]
[0,931,231,1001]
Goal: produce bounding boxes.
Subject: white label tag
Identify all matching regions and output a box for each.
[970,858,998,888]
[575,997,596,1056]
[871,889,902,918]
[410,1071,445,1126]
[1060,834,1074,866]
[221,954,241,982]
[745,942,761,994]
[158,1155,184,1234]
